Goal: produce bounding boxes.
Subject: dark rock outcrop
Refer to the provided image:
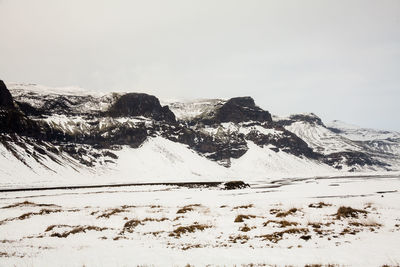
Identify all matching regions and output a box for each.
[108,93,176,122]
[322,151,388,170]
[216,97,272,123]
[192,97,272,125]
[0,80,14,108]
[158,123,248,166]
[0,81,44,135]
[223,181,250,190]
[15,101,43,116]
[277,113,324,127]
[245,125,319,159]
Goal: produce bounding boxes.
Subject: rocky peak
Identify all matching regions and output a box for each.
[0,80,38,134]
[191,96,272,125]
[277,113,324,127]
[108,93,176,122]
[216,97,272,123]
[0,80,14,108]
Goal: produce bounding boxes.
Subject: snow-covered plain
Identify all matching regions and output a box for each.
[0,176,399,266]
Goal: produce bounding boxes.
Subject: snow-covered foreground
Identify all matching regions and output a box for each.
[0,176,400,266]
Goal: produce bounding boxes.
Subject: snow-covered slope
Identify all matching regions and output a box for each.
[0,135,338,188]
[283,120,362,155]
[327,120,400,142]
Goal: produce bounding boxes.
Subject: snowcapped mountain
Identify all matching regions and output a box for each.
[1,81,399,188]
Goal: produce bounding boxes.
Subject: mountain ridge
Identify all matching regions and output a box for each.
[1,81,399,188]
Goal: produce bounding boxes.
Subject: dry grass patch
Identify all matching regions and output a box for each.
[349,220,382,228]
[1,201,60,209]
[308,222,323,229]
[269,208,282,215]
[0,240,15,244]
[176,206,194,214]
[0,251,18,258]
[307,222,335,236]
[335,206,367,219]
[229,234,249,244]
[233,204,254,209]
[17,209,62,221]
[97,208,126,219]
[122,219,142,233]
[45,224,71,232]
[234,214,256,223]
[263,220,299,228]
[169,223,211,238]
[176,204,202,214]
[181,244,203,250]
[143,231,165,236]
[50,225,107,238]
[120,205,136,209]
[143,217,168,223]
[258,228,309,243]
[239,225,252,232]
[0,208,62,225]
[276,208,299,218]
[339,227,360,236]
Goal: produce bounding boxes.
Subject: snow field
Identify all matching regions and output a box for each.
[0,176,399,266]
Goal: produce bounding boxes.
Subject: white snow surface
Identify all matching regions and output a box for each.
[0,176,399,266]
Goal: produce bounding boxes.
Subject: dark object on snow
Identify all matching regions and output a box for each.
[223,181,250,190]
[300,235,312,241]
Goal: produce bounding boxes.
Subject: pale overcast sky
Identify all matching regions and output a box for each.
[0,0,399,130]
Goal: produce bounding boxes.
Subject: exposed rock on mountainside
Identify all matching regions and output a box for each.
[322,151,389,171]
[277,113,324,127]
[245,125,318,159]
[190,96,272,125]
[0,80,14,108]
[108,93,176,122]
[0,80,40,135]
[214,97,272,123]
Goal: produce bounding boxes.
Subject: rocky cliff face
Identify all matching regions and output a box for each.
[1,81,398,178]
[0,80,14,108]
[0,80,39,134]
[108,93,176,122]
[190,96,272,125]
